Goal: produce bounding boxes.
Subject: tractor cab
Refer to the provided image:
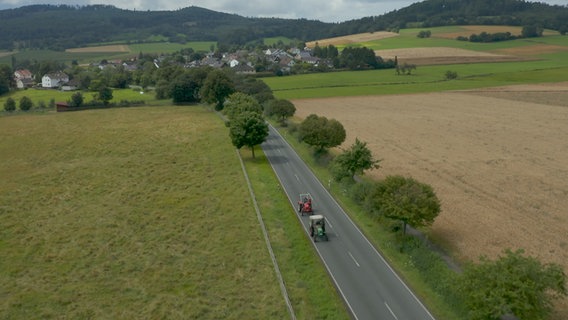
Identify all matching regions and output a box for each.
[298,193,313,216]
[309,214,328,242]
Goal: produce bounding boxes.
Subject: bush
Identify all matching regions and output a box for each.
[4,97,16,112]
[445,70,458,80]
[19,96,33,111]
[417,30,432,38]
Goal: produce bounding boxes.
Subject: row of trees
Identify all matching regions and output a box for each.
[280,107,565,320]
[3,96,48,111]
[457,25,544,43]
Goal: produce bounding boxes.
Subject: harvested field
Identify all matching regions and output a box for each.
[305,31,399,48]
[0,51,14,58]
[292,82,568,318]
[65,45,130,53]
[374,47,525,65]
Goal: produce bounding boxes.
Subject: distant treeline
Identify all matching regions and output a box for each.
[0,0,566,51]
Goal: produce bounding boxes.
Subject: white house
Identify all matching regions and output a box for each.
[42,71,69,88]
[229,59,239,68]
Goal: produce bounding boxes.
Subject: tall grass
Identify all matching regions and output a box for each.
[0,107,290,319]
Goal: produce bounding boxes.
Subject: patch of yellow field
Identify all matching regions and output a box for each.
[305,31,399,48]
[291,83,568,319]
[434,25,558,39]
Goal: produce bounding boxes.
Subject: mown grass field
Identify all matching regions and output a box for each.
[0,106,348,319]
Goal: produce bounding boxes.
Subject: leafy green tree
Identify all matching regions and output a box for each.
[445,70,458,80]
[48,98,56,109]
[234,77,274,103]
[19,96,33,111]
[98,87,113,105]
[4,97,16,112]
[170,73,202,104]
[372,175,440,235]
[200,69,235,111]
[417,30,432,38]
[459,249,567,320]
[69,92,84,107]
[229,111,269,158]
[522,24,543,38]
[299,114,346,152]
[223,92,263,120]
[330,138,381,181]
[109,66,131,88]
[88,79,105,92]
[264,99,296,124]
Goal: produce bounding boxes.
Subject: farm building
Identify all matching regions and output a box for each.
[42,71,69,88]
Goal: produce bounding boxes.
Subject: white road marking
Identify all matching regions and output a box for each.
[385,302,399,320]
[348,251,360,267]
[294,174,300,181]
[324,217,333,229]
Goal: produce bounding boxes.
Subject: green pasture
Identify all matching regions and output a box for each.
[269,26,568,100]
[263,49,568,100]
[0,106,348,319]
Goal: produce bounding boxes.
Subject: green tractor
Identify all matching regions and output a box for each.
[309,214,328,242]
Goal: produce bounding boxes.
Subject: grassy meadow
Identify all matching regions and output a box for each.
[263,25,568,100]
[0,106,348,319]
[264,31,568,100]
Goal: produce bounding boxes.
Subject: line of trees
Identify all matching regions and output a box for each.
[457,24,545,43]
[281,106,565,320]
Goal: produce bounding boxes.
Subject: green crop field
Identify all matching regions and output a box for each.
[264,28,568,100]
[0,106,348,319]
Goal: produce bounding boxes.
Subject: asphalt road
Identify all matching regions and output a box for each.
[262,125,435,320]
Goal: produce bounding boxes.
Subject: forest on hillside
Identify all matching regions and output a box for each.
[0,0,566,51]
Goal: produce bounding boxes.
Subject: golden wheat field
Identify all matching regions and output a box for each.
[292,82,568,318]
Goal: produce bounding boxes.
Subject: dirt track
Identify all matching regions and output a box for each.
[292,83,568,318]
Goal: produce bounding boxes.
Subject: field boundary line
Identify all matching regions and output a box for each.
[236,149,296,320]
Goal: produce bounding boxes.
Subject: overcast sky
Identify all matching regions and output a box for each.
[0,0,566,23]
